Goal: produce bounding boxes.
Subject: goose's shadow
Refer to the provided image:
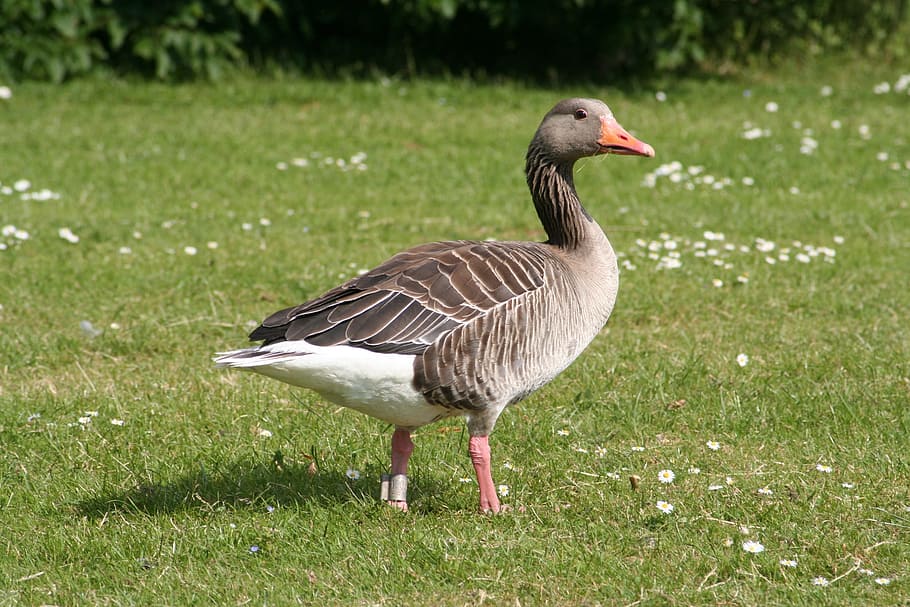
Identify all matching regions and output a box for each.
[75,454,441,518]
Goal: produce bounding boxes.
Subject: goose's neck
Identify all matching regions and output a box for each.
[526,145,603,250]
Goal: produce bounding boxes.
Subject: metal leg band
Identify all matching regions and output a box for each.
[388,474,408,502]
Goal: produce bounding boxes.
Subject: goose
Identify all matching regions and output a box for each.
[215,98,654,513]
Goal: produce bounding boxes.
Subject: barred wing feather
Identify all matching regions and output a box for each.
[249,240,550,355]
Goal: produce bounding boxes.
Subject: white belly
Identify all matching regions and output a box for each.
[214,341,452,429]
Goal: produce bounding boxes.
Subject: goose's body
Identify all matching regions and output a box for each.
[215,98,654,512]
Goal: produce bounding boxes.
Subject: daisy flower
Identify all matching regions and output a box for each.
[757,487,773,495]
[345,468,361,480]
[706,440,721,451]
[780,559,798,568]
[656,500,674,514]
[816,464,833,473]
[742,540,765,554]
[657,469,675,484]
[736,353,749,367]
[874,577,891,585]
[497,484,509,497]
[812,576,830,587]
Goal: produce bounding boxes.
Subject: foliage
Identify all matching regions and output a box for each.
[0,0,280,82]
[0,0,907,81]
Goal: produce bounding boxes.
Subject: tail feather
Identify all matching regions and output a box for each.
[213,347,311,368]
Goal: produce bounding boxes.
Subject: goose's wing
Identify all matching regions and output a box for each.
[249,240,550,355]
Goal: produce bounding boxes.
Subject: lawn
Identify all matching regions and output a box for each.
[1,64,908,606]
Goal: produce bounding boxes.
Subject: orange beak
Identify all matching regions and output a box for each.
[597,115,655,157]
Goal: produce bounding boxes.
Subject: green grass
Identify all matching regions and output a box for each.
[1,65,909,606]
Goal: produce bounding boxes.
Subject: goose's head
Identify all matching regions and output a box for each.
[532,98,654,163]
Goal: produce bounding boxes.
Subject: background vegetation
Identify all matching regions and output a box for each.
[1,61,909,604]
[1,1,908,605]
[1,0,908,82]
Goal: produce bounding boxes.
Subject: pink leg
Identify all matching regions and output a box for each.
[387,429,413,511]
[469,435,501,513]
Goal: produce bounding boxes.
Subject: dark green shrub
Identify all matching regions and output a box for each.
[0,0,906,82]
[0,0,110,82]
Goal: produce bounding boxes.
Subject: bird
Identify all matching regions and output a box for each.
[214,98,654,513]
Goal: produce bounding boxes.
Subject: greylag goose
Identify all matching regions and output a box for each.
[215,98,654,513]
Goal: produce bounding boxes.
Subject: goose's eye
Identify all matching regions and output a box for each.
[574,108,587,120]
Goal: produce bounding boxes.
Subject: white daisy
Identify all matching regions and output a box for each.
[656,500,674,514]
[657,469,675,484]
[742,540,764,554]
[874,577,891,585]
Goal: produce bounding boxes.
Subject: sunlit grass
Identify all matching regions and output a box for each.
[1,65,908,605]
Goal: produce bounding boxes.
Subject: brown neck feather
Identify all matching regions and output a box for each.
[525,144,594,249]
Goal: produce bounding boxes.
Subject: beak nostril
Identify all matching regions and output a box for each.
[620,134,629,141]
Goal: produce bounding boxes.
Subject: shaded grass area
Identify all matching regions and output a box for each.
[1,67,908,605]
